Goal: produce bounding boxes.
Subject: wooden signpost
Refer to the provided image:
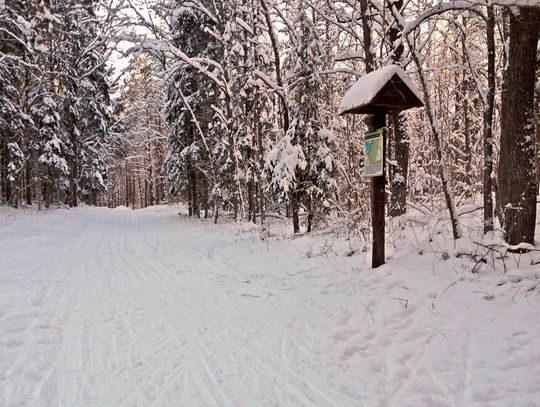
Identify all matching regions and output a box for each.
[338,65,424,268]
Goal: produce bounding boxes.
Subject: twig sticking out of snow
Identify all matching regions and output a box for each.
[439,281,456,297]
[360,303,375,326]
[390,297,409,308]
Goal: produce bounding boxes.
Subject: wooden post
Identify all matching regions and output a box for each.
[366,113,386,268]
[338,65,424,269]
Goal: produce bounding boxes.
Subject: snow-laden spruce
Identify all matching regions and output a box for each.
[264,6,338,233]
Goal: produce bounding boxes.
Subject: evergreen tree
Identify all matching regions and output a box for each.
[220,0,274,222]
[55,0,112,206]
[0,1,33,205]
[265,6,337,233]
[33,93,70,207]
[165,0,220,217]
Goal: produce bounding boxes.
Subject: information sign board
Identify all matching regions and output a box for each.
[364,128,384,177]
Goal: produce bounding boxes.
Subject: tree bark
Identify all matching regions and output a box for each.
[483,5,496,233]
[257,113,266,226]
[461,17,473,200]
[387,0,408,217]
[498,7,539,246]
[260,0,289,133]
[43,170,51,208]
[69,152,78,207]
[187,163,193,217]
[360,0,374,72]
[306,195,313,233]
[25,158,32,205]
[411,49,462,239]
[389,113,408,216]
[534,31,540,195]
[125,161,129,208]
[292,189,300,234]
[190,168,199,217]
[0,137,8,204]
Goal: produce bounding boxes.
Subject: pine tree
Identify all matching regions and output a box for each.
[165,0,221,217]
[33,93,70,207]
[221,0,274,223]
[265,6,337,233]
[0,1,33,205]
[55,0,112,206]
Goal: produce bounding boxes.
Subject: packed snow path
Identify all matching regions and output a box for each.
[1,206,539,406]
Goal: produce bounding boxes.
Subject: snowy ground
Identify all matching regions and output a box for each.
[1,205,540,407]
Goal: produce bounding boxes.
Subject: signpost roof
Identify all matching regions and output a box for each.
[338,65,424,115]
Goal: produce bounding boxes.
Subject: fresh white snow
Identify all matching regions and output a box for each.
[1,205,540,406]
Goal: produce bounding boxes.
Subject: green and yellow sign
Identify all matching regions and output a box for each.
[363,128,384,177]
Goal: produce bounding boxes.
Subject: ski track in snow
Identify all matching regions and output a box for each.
[1,206,539,406]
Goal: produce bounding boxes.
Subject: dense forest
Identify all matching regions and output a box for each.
[1,0,539,245]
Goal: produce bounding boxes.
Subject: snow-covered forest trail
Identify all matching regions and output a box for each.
[1,206,540,406]
[2,207,358,406]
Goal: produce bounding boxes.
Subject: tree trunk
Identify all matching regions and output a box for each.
[12,185,18,208]
[260,0,289,133]
[190,168,199,217]
[214,203,219,224]
[69,161,77,208]
[202,177,209,218]
[148,152,154,206]
[389,113,408,216]
[43,172,51,209]
[91,189,97,207]
[536,86,540,196]
[255,108,266,226]
[4,141,12,205]
[360,0,374,72]
[498,7,539,246]
[125,160,129,208]
[0,137,8,204]
[25,157,32,205]
[534,33,540,195]
[306,195,314,233]
[69,135,78,207]
[410,49,462,239]
[461,17,473,200]
[292,189,300,234]
[131,178,136,210]
[247,145,255,222]
[483,5,496,233]
[387,0,408,217]
[137,175,143,208]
